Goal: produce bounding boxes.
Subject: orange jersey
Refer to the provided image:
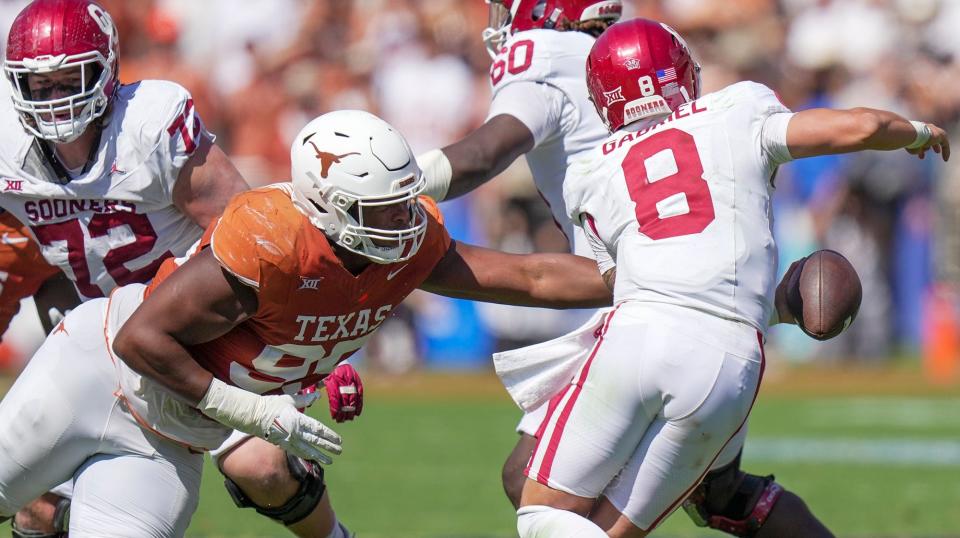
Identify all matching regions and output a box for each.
[0,211,59,338]
[146,184,451,394]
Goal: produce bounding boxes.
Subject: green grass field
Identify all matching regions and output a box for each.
[2,368,959,537]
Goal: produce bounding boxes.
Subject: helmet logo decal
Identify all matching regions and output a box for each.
[603,86,625,106]
[305,140,360,179]
[87,4,114,37]
[624,58,642,70]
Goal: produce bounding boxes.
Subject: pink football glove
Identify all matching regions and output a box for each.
[323,364,364,423]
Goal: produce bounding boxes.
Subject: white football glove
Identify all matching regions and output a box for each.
[197,378,342,464]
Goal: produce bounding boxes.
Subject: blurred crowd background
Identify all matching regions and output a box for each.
[3,0,960,379]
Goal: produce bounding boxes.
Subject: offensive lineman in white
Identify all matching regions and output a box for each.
[417,0,623,507]
[421,2,836,536]
[0,2,360,537]
[515,18,949,538]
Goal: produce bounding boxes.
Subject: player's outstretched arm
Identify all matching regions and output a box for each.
[785,108,949,161]
[419,114,534,200]
[173,138,251,229]
[113,249,258,404]
[419,240,612,308]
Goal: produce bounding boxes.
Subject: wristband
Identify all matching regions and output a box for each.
[417,149,453,201]
[906,121,932,150]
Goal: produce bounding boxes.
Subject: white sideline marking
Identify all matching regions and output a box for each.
[744,438,960,466]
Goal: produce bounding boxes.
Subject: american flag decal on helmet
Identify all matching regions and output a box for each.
[656,67,677,84]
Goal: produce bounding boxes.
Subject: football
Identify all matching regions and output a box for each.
[784,249,863,340]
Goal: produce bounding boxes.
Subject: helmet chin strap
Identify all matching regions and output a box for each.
[33,120,103,184]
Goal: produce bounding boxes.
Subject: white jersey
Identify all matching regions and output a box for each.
[565,82,794,331]
[487,29,610,256]
[0,80,211,300]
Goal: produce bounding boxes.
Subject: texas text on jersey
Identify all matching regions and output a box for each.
[105,184,451,450]
[0,80,211,300]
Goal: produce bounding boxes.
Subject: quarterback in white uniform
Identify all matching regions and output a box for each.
[515,18,949,538]
[417,0,622,508]
[420,3,839,535]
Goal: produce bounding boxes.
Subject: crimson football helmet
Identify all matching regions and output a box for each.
[482,0,623,57]
[4,0,120,143]
[586,18,701,132]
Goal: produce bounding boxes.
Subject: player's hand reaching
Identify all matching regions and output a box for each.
[906,122,950,161]
[324,363,364,423]
[197,378,343,464]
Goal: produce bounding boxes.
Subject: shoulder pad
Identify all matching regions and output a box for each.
[111,80,195,148]
[210,186,302,287]
[418,195,444,225]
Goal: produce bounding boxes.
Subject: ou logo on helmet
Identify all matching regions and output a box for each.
[87,4,115,39]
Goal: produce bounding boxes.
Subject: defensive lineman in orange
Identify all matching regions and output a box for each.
[0,110,612,536]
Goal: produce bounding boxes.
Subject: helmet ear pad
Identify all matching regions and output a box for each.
[289,110,429,265]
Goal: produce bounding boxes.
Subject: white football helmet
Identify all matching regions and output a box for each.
[290,110,428,264]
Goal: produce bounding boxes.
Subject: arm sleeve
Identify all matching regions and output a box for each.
[741,82,795,174]
[487,81,564,147]
[760,112,794,169]
[580,213,615,276]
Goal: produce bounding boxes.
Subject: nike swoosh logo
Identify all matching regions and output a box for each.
[1,233,28,245]
[386,264,408,281]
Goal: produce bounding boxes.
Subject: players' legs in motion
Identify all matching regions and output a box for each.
[216,436,351,538]
[502,404,549,509]
[0,299,206,536]
[517,303,763,538]
[69,446,203,537]
[0,301,115,523]
[680,448,834,538]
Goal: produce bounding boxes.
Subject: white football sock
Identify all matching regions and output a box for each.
[325,517,351,538]
[517,505,608,537]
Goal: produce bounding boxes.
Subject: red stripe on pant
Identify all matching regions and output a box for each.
[529,305,621,484]
[644,330,768,531]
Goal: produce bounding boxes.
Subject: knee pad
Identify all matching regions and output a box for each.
[10,497,69,538]
[682,457,783,537]
[223,452,326,526]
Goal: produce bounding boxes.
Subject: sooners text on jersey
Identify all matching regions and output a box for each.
[0,80,210,300]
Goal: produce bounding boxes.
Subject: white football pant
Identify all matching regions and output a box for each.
[524,301,764,531]
[0,298,203,537]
